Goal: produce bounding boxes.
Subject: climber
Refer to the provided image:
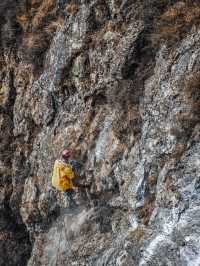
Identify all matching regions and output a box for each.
[52,149,79,207]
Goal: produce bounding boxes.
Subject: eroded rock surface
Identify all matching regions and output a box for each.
[1,0,200,265]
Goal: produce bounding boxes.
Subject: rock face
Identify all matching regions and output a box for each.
[1,0,200,265]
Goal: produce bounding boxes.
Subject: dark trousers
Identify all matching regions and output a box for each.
[64,188,75,201]
[57,0,66,9]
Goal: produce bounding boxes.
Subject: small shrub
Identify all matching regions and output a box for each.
[147,175,157,186]
[129,227,146,242]
[32,0,57,28]
[65,3,79,14]
[16,0,57,30]
[44,17,65,34]
[105,21,116,32]
[164,176,173,191]
[0,85,8,105]
[0,231,8,241]
[171,143,185,160]
[186,71,200,103]
[137,197,155,225]
[23,32,50,51]
[177,71,200,131]
[169,127,182,139]
[16,14,30,31]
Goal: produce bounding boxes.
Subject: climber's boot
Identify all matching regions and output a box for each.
[69,198,78,208]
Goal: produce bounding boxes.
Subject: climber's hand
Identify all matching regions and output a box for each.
[73,177,82,187]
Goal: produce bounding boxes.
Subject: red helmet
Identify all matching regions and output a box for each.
[62,149,72,159]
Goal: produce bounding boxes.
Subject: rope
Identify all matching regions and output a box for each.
[62,214,78,263]
[55,218,63,266]
[54,208,78,266]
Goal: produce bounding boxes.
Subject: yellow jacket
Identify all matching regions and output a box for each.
[52,160,75,191]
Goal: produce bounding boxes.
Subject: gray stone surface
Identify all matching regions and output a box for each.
[1,1,200,265]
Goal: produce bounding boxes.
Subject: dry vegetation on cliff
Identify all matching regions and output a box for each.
[175,71,200,136]
[154,1,200,45]
[16,0,63,75]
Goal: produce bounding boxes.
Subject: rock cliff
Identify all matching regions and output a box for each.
[1,0,200,265]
